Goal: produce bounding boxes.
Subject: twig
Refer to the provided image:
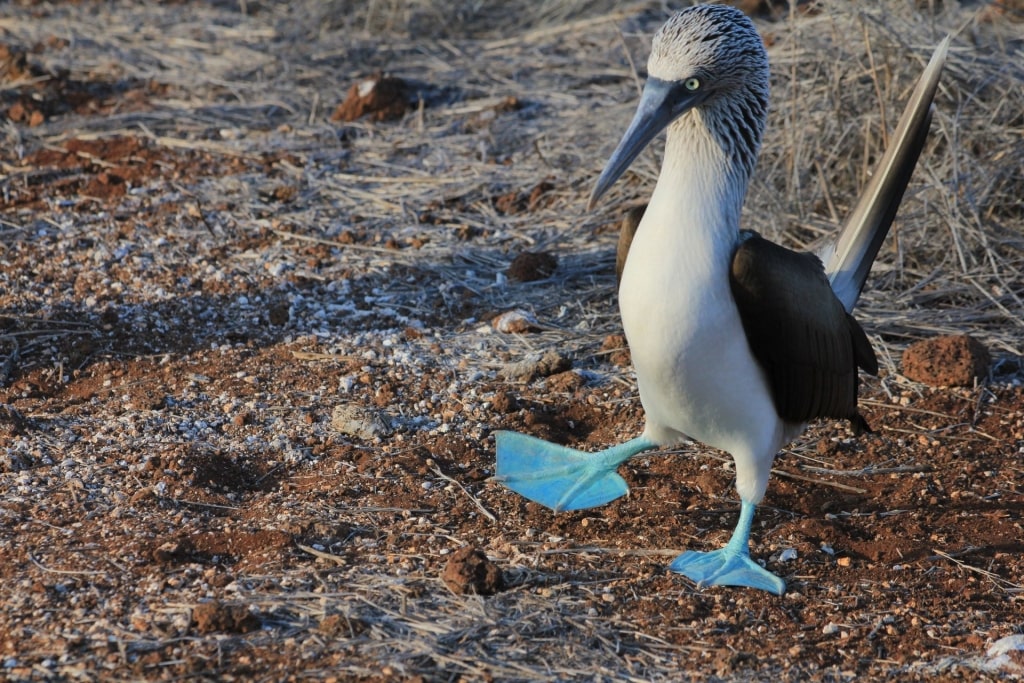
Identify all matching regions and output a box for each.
[771,468,867,494]
[665,448,868,494]
[169,498,240,510]
[537,546,680,558]
[930,548,1023,593]
[297,543,346,565]
[429,460,497,523]
[798,464,933,476]
[291,350,359,362]
[28,552,105,576]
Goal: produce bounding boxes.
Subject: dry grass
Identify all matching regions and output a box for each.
[5,3,1021,360]
[1,0,1023,680]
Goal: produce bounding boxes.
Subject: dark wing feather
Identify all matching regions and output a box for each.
[616,204,646,285]
[729,230,876,429]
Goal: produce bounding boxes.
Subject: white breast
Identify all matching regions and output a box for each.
[617,126,792,503]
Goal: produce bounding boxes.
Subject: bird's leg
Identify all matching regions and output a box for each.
[669,499,785,595]
[493,431,657,512]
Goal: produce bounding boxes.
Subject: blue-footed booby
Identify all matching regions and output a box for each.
[495,5,948,594]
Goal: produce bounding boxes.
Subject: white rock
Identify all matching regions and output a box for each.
[987,634,1024,672]
[330,404,393,440]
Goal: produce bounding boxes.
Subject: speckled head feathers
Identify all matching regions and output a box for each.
[649,5,768,87]
[649,5,770,177]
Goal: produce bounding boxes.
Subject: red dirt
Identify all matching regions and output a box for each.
[0,3,1021,681]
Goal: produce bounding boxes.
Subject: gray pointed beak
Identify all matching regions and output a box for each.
[588,77,704,210]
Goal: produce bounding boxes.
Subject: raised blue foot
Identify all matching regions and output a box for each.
[669,500,785,595]
[493,432,656,511]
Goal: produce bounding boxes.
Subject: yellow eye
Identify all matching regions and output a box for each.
[684,77,701,91]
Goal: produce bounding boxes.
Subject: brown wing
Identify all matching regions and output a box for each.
[729,230,877,430]
[616,204,646,285]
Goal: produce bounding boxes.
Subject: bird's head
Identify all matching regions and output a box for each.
[589,5,770,209]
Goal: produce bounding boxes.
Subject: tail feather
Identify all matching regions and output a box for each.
[824,37,949,312]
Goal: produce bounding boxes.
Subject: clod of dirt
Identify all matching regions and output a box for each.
[600,333,631,367]
[729,0,820,19]
[192,600,260,634]
[151,540,189,564]
[978,0,1024,23]
[506,251,557,282]
[442,546,504,596]
[499,349,571,382]
[546,370,584,393]
[331,74,409,123]
[525,180,556,211]
[490,391,518,413]
[7,100,44,126]
[0,43,41,125]
[259,184,298,203]
[494,180,556,215]
[0,403,33,438]
[267,301,290,326]
[901,334,991,386]
[0,44,30,83]
[331,404,393,440]
[318,613,367,637]
[492,308,540,333]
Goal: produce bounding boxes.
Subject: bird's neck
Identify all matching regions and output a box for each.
[648,112,751,265]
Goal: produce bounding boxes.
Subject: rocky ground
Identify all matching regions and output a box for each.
[1,1,1022,681]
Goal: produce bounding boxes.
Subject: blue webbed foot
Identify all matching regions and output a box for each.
[494,431,656,512]
[669,500,786,595]
[669,548,785,595]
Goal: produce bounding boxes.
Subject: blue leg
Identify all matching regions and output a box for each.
[494,431,657,512]
[669,500,785,595]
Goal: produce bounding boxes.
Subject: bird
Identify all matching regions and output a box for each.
[494,4,948,595]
